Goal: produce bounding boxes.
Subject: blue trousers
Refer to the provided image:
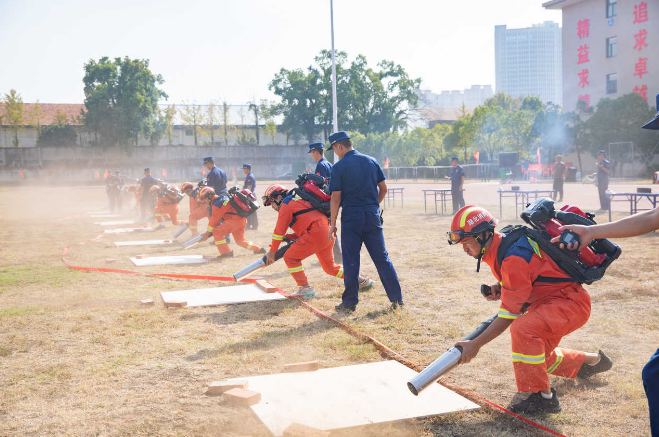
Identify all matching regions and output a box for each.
[643,348,659,436]
[340,209,402,306]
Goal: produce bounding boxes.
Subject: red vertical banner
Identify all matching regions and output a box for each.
[95,171,100,179]
[473,151,480,165]
[103,169,109,179]
[202,166,207,176]
[536,148,542,165]
[162,168,167,177]
[19,169,25,179]
[384,158,390,169]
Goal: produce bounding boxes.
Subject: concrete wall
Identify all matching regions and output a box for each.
[0,144,318,183]
[561,0,659,112]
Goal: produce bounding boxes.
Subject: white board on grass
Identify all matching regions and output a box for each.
[130,254,208,266]
[113,239,174,247]
[160,284,286,307]
[95,220,135,226]
[89,214,122,218]
[104,227,155,234]
[231,360,479,436]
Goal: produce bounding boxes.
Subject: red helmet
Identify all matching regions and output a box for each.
[181,182,194,193]
[262,184,288,206]
[198,186,216,201]
[149,185,161,194]
[447,206,497,245]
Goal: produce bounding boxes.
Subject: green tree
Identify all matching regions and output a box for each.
[83,56,167,147]
[204,101,218,145]
[248,101,260,145]
[37,111,77,147]
[269,67,321,142]
[3,90,24,147]
[444,115,474,163]
[220,101,234,146]
[180,102,204,146]
[28,101,45,139]
[163,104,177,145]
[565,98,593,174]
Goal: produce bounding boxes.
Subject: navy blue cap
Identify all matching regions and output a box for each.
[327,131,350,150]
[451,157,459,161]
[242,163,251,169]
[307,142,324,153]
[597,150,606,155]
[144,168,150,172]
[642,94,659,130]
[203,157,214,164]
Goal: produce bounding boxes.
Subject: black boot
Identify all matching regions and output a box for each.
[335,302,356,312]
[509,388,561,414]
[577,350,613,379]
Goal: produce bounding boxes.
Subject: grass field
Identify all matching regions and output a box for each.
[0,182,656,436]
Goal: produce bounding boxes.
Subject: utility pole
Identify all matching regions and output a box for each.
[330,0,338,163]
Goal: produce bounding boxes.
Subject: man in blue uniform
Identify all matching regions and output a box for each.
[139,168,158,219]
[243,163,258,230]
[446,157,465,213]
[106,170,124,213]
[327,131,403,312]
[309,142,332,178]
[309,141,342,262]
[204,157,228,195]
[595,150,610,210]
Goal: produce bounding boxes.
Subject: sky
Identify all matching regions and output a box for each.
[0,0,562,106]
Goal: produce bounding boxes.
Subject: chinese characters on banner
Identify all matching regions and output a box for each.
[576,18,590,107]
[632,2,649,101]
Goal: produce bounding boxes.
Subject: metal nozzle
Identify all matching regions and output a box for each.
[406,347,462,396]
[232,258,266,282]
[181,234,203,249]
[173,223,189,239]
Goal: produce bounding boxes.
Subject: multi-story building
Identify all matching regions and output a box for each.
[415,85,493,109]
[494,21,563,106]
[544,0,658,112]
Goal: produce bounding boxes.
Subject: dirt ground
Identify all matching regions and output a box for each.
[0,180,657,436]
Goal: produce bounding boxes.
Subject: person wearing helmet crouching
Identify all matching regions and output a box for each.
[151,185,185,229]
[263,184,374,298]
[447,205,612,414]
[181,182,208,237]
[197,186,265,259]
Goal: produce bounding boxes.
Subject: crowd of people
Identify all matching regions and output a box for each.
[93,94,658,431]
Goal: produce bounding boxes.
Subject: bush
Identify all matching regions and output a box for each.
[37,124,78,147]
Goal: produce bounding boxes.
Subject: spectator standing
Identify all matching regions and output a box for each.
[552,155,566,202]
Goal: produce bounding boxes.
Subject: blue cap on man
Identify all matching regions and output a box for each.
[307,142,324,153]
[451,157,459,162]
[597,150,606,155]
[144,167,150,172]
[203,157,214,164]
[641,94,659,130]
[242,163,251,170]
[326,131,350,150]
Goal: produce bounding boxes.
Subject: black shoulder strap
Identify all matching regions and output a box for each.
[289,207,318,227]
[496,225,527,268]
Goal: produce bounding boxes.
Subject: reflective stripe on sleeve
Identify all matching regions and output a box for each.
[272,234,284,241]
[497,307,521,319]
[207,226,215,231]
[336,266,344,278]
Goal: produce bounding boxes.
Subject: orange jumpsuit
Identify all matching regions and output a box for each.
[482,232,590,393]
[207,195,261,255]
[187,188,209,236]
[155,191,182,225]
[270,195,342,286]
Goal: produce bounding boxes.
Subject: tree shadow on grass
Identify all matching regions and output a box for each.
[185,317,336,362]
[179,299,296,326]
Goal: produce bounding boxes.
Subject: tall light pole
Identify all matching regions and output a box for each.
[330,0,339,162]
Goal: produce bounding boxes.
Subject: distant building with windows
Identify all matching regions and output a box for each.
[543,0,658,112]
[494,21,563,106]
[415,85,494,109]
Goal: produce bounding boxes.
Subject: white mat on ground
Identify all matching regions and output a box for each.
[87,210,109,214]
[233,360,479,436]
[160,284,286,307]
[95,220,135,226]
[89,214,122,218]
[113,239,174,247]
[104,227,155,234]
[130,254,208,266]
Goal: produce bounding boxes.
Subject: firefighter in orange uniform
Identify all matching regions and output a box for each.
[448,205,612,414]
[181,182,208,237]
[197,187,264,258]
[262,184,374,298]
[151,185,184,228]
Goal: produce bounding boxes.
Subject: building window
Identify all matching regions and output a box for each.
[185,130,193,136]
[606,0,617,18]
[606,73,617,94]
[606,37,617,57]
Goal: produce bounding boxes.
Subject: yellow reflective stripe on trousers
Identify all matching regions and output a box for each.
[189,225,197,230]
[154,214,162,217]
[546,348,564,374]
[336,266,344,278]
[215,239,227,245]
[526,237,542,258]
[512,352,546,364]
[497,307,521,319]
[272,234,284,241]
[459,206,480,228]
[246,243,252,250]
[288,266,304,273]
